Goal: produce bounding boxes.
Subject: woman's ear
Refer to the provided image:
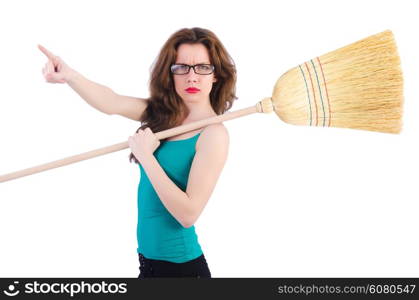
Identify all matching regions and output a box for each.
[213,76,217,83]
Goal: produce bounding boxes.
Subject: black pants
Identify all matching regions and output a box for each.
[138,252,211,278]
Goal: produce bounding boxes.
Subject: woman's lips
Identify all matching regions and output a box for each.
[185,87,200,93]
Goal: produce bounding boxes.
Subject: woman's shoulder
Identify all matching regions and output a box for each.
[196,123,229,152]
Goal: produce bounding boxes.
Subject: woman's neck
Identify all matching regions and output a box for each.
[183,102,217,123]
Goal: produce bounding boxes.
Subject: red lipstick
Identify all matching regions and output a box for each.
[185,87,200,93]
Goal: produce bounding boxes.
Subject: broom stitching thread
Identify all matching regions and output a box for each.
[304,62,319,126]
[316,57,332,127]
[298,64,312,126]
[310,59,326,127]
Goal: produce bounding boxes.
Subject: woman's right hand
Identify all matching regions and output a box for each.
[38,44,73,84]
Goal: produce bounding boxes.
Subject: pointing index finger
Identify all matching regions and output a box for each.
[38,44,56,60]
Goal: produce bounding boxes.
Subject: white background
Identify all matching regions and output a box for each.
[1,0,418,277]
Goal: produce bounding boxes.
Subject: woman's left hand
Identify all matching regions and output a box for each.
[128,128,161,164]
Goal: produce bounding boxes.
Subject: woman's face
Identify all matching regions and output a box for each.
[173,43,217,105]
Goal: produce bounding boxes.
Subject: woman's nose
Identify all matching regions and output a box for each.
[186,68,199,82]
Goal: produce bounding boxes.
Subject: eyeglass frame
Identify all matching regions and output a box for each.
[170,63,215,75]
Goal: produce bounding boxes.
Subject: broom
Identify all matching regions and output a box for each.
[0,30,403,183]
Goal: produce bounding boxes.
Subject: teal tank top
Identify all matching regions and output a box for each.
[136,132,203,263]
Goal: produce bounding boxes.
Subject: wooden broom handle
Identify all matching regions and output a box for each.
[0,98,273,183]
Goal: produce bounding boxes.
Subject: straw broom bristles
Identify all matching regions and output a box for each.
[272,30,403,133]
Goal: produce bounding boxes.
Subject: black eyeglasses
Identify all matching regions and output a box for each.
[170,64,215,75]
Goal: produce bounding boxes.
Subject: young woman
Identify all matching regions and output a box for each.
[39,27,237,278]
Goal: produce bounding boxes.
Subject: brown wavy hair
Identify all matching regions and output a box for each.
[129,27,237,163]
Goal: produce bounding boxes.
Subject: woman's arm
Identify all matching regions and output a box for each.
[138,124,229,228]
[67,71,148,120]
[39,45,147,120]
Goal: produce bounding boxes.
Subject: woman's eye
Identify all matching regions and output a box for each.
[197,65,210,71]
[178,65,188,71]
[172,65,189,73]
